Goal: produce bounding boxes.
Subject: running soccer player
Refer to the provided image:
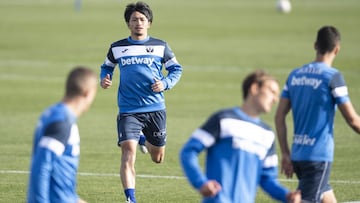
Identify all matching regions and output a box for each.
[99,2,182,203]
[275,25,360,203]
[27,66,98,203]
[180,70,301,203]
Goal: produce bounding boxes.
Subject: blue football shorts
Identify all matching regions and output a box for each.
[116,110,167,147]
[292,161,332,203]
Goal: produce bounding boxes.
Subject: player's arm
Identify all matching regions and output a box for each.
[180,128,222,197]
[275,97,293,178]
[100,47,116,89]
[161,43,182,90]
[260,171,289,202]
[179,133,208,190]
[30,121,70,202]
[260,143,301,203]
[331,72,360,133]
[261,174,301,203]
[338,101,360,133]
[180,113,222,195]
[260,155,294,203]
[29,147,55,202]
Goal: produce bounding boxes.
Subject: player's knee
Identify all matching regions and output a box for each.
[321,190,337,203]
[151,154,164,163]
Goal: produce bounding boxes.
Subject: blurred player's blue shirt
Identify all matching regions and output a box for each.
[100,36,182,113]
[281,62,349,162]
[180,107,289,203]
[27,102,80,203]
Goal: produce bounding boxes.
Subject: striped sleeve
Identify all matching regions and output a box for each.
[330,72,350,104]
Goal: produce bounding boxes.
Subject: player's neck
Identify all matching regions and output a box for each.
[130,34,148,41]
[62,97,83,117]
[314,53,335,67]
[240,103,260,119]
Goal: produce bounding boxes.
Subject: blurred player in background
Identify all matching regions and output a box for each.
[275,25,360,203]
[27,66,98,203]
[99,1,182,202]
[180,70,301,203]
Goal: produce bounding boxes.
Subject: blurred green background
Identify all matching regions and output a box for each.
[1,0,359,202]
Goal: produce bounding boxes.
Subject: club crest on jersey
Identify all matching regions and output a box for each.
[146,46,154,53]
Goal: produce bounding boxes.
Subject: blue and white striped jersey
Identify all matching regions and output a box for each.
[100,36,182,113]
[180,107,289,203]
[27,103,80,203]
[281,62,349,161]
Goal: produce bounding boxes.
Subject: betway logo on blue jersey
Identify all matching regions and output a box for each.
[290,76,322,89]
[121,57,155,66]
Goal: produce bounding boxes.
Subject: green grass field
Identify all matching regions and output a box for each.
[1,0,360,202]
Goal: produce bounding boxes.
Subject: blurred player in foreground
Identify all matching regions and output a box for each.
[275,25,360,203]
[27,66,98,203]
[180,70,301,203]
[99,1,182,202]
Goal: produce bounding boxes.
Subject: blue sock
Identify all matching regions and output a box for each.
[139,134,146,146]
[124,188,136,203]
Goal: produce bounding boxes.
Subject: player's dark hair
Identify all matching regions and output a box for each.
[124,1,153,23]
[315,26,341,55]
[65,66,96,98]
[242,69,277,100]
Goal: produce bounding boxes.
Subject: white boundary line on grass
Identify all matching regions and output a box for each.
[1,170,360,184]
[2,170,360,203]
[0,170,185,180]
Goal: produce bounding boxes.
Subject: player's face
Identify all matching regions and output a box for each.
[256,80,279,113]
[128,11,151,40]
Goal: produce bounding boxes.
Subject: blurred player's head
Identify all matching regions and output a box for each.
[242,70,277,99]
[64,66,98,114]
[315,26,341,55]
[242,70,279,113]
[124,1,153,23]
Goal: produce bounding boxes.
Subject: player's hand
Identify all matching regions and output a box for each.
[199,180,222,197]
[286,190,301,203]
[101,74,112,89]
[281,153,294,178]
[151,78,164,92]
[77,198,88,203]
